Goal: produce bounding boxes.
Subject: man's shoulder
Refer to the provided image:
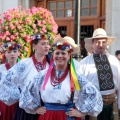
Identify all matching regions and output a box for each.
[107,53,118,59]
[80,54,93,63]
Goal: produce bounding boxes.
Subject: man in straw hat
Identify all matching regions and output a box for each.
[78,28,120,120]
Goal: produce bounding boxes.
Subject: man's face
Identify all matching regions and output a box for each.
[92,38,107,54]
[116,54,120,61]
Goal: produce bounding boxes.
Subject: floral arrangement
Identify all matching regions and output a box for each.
[51,42,73,53]
[0,6,58,58]
[32,34,51,41]
[3,43,21,51]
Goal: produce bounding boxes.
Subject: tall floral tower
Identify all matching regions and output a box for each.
[0,6,58,61]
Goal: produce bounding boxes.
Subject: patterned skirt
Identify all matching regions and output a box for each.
[13,104,39,120]
[38,110,81,120]
[0,101,18,120]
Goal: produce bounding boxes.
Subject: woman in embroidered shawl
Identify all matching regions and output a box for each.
[0,42,20,120]
[19,36,103,120]
[0,33,51,120]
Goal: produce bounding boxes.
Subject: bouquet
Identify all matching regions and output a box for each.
[0,6,58,58]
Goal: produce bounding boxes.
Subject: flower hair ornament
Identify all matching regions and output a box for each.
[32,34,51,41]
[2,43,21,51]
[26,33,52,57]
[50,42,73,53]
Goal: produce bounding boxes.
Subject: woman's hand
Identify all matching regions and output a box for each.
[66,108,86,118]
[35,106,46,115]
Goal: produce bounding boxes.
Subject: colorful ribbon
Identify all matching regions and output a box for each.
[70,58,80,91]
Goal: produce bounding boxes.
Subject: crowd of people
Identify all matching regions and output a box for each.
[0,7,120,120]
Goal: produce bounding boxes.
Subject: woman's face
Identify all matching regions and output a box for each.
[33,40,50,56]
[5,50,20,63]
[53,49,70,70]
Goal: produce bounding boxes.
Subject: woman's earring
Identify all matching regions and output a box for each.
[68,59,70,64]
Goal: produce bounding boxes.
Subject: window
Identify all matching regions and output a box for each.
[48,0,74,18]
[81,0,98,16]
[48,0,97,18]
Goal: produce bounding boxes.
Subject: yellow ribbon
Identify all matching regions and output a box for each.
[27,42,32,58]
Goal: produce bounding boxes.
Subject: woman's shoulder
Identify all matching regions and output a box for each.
[0,64,7,72]
[0,63,5,69]
[19,57,32,64]
[10,57,33,73]
[17,57,33,67]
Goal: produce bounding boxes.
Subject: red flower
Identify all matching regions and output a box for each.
[14,43,17,47]
[41,34,44,39]
[9,46,13,50]
[63,43,68,46]
[57,45,62,49]
[69,49,73,53]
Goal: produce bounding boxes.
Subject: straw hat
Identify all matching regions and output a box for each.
[53,36,80,54]
[84,28,115,52]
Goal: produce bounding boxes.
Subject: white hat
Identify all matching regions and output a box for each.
[84,28,115,52]
[52,36,80,54]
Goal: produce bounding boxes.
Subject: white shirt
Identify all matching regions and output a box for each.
[79,53,120,109]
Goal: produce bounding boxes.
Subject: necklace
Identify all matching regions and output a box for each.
[5,62,11,70]
[32,55,46,72]
[50,66,68,86]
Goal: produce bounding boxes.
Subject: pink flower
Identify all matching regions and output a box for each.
[6,37,10,41]
[34,29,38,33]
[17,26,21,29]
[15,21,19,25]
[16,13,21,18]
[32,24,36,29]
[24,46,28,51]
[52,27,58,33]
[22,28,25,32]
[5,31,10,36]
[5,26,8,30]
[0,19,3,24]
[5,15,13,21]
[42,20,46,24]
[24,36,31,42]
[42,26,47,33]
[9,23,14,27]
[10,26,15,30]
[38,21,41,26]
[1,26,5,30]
[14,32,19,36]
[0,34,2,37]
[22,34,26,38]
[25,17,32,24]
[10,35,15,40]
